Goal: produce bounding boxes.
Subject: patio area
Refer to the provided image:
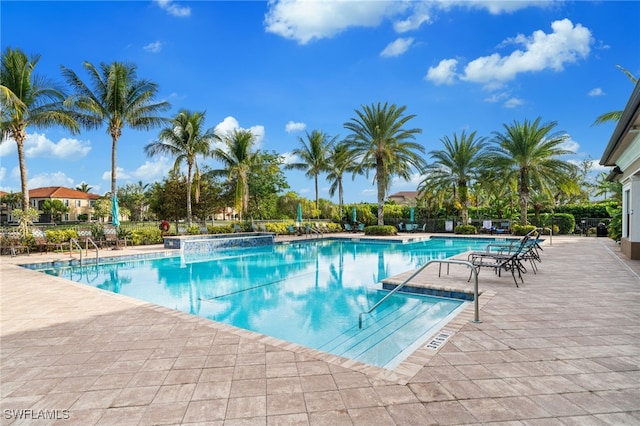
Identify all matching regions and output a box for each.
[1,234,638,425]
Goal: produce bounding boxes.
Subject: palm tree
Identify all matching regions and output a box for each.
[211,129,256,221]
[145,110,216,226]
[592,65,638,126]
[326,141,354,221]
[75,182,93,193]
[489,117,576,225]
[285,130,336,212]
[344,102,425,225]
[61,61,170,198]
[1,47,80,210]
[420,131,488,225]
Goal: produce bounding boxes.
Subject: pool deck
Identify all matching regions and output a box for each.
[1,233,638,425]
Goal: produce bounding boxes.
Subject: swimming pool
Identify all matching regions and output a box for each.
[37,237,500,369]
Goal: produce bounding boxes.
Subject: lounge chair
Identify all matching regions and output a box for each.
[233,224,243,233]
[287,224,298,236]
[1,232,29,257]
[357,223,365,232]
[103,225,127,249]
[468,234,534,286]
[344,223,354,232]
[251,223,259,232]
[31,228,64,252]
[199,224,209,234]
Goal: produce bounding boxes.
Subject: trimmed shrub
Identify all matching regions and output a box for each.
[539,225,559,235]
[549,213,575,235]
[207,225,234,234]
[187,225,201,235]
[454,224,477,235]
[511,224,537,236]
[46,229,77,243]
[129,228,163,245]
[363,225,396,236]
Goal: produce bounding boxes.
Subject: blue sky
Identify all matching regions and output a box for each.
[1,0,639,203]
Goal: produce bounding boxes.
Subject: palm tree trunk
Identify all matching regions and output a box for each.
[111,137,118,198]
[186,162,193,227]
[519,167,529,225]
[15,130,29,210]
[376,161,385,226]
[459,183,469,225]
[314,174,319,213]
[338,178,344,222]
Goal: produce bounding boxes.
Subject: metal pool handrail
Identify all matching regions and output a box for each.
[358,259,481,329]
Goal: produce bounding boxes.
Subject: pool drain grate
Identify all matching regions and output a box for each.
[424,330,453,350]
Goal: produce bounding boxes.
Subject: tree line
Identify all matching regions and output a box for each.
[1,47,628,231]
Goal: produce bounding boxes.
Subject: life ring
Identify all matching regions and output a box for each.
[159,221,170,232]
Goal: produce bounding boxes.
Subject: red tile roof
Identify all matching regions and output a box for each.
[29,187,101,200]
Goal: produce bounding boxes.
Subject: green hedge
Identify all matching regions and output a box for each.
[454,225,477,235]
[363,225,397,236]
[511,224,537,236]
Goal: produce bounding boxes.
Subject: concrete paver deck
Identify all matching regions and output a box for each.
[1,234,638,425]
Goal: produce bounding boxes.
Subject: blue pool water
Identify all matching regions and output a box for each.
[38,237,501,369]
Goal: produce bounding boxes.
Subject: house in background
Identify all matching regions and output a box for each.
[387,191,418,205]
[0,187,101,224]
[600,80,640,260]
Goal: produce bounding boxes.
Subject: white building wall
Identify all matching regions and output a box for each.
[623,175,640,243]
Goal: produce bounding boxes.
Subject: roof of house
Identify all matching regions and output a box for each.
[29,187,101,200]
[388,191,418,199]
[600,79,640,167]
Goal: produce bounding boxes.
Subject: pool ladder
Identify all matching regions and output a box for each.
[358,259,480,329]
[70,237,99,265]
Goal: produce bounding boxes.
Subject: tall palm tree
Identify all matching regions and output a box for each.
[326,141,354,221]
[61,61,170,198]
[1,47,80,210]
[344,102,425,225]
[211,129,256,221]
[489,117,576,225]
[592,65,638,126]
[145,110,216,226]
[420,131,488,225]
[285,130,336,212]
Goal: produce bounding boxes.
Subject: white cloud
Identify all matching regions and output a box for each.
[131,157,174,181]
[264,0,405,44]
[380,37,414,58]
[102,167,129,182]
[393,2,431,32]
[264,1,551,44]
[28,171,74,189]
[461,19,592,87]
[20,133,92,159]
[155,0,190,17]
[214,116,265,148]
[144,41,163,53]
[285,121,306,133]
[443,0,551,15]
[425,58,458,85]
[281,152,298,165]
[504,97,524,108]
[559,137,580,153]
[588,87,605,96]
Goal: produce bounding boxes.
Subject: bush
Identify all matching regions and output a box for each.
[511,224,537,236]
[454,224,477,235]
[207,225,234,234]
[549,213,575,235]
[363,225,396,236]
[129,228,163,245]
[46,229,77,243]
[187,225,201,235]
